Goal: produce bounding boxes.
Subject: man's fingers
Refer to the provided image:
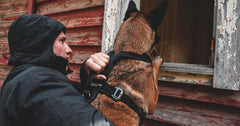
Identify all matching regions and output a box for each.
[85,53,110,74]
[98,53,110,62]
[90,55,107,70]
[94,74,107,80]
[92,53,109,64]
[86,59,102,73]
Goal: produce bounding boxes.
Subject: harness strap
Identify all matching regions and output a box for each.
[101,51,152,79]
[89,82,146,121]
[82,51,151,124]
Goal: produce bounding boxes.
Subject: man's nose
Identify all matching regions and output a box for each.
[65,44,72,54]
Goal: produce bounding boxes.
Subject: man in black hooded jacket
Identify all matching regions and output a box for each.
[0,14,115,126]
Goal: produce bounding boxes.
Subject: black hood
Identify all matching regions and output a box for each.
[8,14,70,74]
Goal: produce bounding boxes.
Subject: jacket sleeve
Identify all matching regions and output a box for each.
[80,60,88,85]
[72,60,88,93]
[17,69,115,126]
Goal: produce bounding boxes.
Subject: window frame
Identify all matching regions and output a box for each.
[101,0,240,90]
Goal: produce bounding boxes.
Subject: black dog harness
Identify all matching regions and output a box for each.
[82,51,153,124]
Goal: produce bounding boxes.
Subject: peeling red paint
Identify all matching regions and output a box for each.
[36,0,104,15]
[3,15,20,20]
[66,26,102,46]
[48,7,104,28]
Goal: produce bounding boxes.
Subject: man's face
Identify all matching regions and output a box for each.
[53,31,72,60]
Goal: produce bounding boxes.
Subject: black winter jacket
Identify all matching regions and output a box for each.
[0,14,114,126]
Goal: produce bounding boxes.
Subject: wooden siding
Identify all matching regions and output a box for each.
[143,81,240,125]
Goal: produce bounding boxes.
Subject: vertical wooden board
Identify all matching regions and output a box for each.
[66,27,102,46]
[214,0,240,90]
[101,0,140,54]
[48,7,104,28]
[27,0,35,14]
[36,0,104,15]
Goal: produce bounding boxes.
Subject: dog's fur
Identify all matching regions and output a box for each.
[91,1,167,125]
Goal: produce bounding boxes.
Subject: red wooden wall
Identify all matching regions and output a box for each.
[1,0,240,125]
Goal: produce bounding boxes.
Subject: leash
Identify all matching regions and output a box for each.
[82,51,152,125]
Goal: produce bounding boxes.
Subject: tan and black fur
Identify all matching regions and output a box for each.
[91,1,168,125]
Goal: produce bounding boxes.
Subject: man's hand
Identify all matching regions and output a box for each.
[85,53,109,80]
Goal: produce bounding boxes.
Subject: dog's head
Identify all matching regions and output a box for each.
[113,0,168,55]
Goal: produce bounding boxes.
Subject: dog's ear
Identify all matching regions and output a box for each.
[149,0,168,30]
[124,0,139,21]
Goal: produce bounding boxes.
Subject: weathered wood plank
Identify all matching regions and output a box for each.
[0,43,9,65]
[160,63,214,75]
[0,0,27,14]
[36,0,49,3]
[0,20,14,28]
[158,82,240,108]
[0,35,8,43]
[66,27,102,46]
[0,0,10,3]
[0,55,9,66]
[36,0,104,15]
[49,7,104,28]
[69,46,101,64]
[214,0,240,90]
[148,96,240,125]
[158,71,213,86]
[1,11,24,21]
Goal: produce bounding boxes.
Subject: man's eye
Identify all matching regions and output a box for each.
[60,39,64,43]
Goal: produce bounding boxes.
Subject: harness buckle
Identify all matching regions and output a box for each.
[90,83,102,88]
[112,87,123,101]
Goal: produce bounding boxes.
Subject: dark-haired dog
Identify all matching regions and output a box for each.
[91,1,168,126]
